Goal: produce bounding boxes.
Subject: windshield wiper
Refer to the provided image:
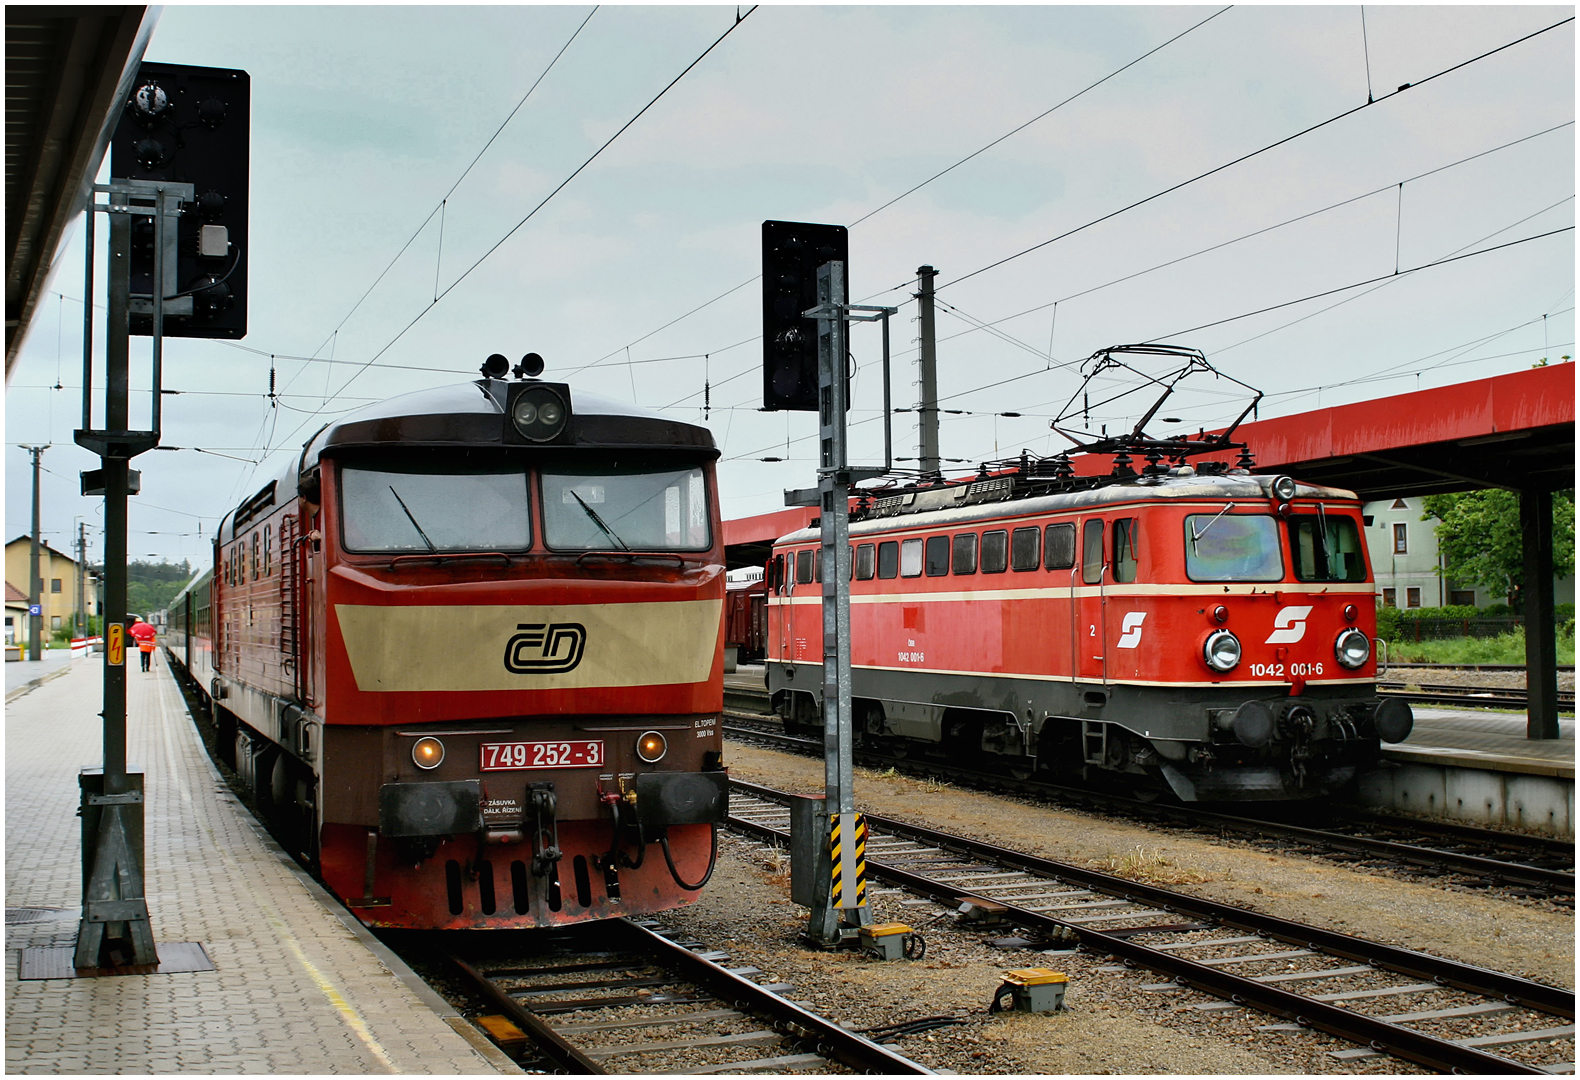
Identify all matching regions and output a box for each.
[570,491,629,551]
[1190,502,1235,554]
[388,485,436,552]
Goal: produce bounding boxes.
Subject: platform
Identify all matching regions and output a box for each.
[4,652,518,1074]
[1362,707,1573,838]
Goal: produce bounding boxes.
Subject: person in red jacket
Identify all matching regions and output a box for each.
[129,616,157,672]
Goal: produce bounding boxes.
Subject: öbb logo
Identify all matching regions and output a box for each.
[1265,606,1314,645]
[504,623,587,674]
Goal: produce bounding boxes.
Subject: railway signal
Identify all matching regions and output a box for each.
[763,221,901,945]
[109,62,250,340]
[761,220,847,411]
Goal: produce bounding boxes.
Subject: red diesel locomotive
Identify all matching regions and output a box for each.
[765,462,1413,802]
[167,358,729,928]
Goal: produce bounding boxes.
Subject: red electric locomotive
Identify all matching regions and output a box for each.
[764,345,1412,802]
[168,356,729,928]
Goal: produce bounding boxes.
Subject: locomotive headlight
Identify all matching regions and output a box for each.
[412,736,445,770]
[1335,627,1371,669]
[1203,629,1242,672]
[510,387,568,442]
[1270,475,1298,502]
[636,731,668,763]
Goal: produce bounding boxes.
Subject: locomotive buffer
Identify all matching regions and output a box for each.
[763,221,897,945]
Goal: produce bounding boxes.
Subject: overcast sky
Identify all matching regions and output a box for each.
[6,4,1573,570]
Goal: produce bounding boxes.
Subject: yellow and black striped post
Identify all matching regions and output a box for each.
[830,812,870,914]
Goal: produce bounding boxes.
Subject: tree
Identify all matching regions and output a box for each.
[1420,490,1575,607]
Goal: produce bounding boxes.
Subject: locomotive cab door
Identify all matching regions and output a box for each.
[1077,518,1106,684]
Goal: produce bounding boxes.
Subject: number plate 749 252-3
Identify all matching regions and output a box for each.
[480,740,604,771]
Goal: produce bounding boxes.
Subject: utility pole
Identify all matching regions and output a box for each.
[76,521,87,638]
[915,266,939,480]
[26,446,46,661]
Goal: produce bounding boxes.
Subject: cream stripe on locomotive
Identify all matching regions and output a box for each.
[335,599,722,693]
[846,661,1373,689]
[769,582,1377,605]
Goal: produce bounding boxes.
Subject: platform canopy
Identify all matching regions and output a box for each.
[5,5,156,378]
[1198,364,1575,500]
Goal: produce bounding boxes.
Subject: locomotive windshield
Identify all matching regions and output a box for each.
[1183,513,1283,582]
[1288,513,1367,582]
[340,460,531,553]
[541,463,710,551]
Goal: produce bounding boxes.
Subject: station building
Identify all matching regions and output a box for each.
[1363,497,1574,610]
[4,536,88,638]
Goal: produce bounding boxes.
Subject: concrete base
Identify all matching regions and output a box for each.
[1353,759,1574,839]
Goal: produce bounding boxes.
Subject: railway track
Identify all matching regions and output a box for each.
[727,779,1577,1074]
[722,717,1574,900]
[1377,683,1575,712]
[444,916,928,1074]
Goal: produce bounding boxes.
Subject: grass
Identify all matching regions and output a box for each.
[1386,628,1576,666]
[1089,845,1211,886]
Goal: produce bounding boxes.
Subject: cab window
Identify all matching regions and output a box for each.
[1289,514,1367,582]
[1081,520,1104,584]
[1112,518,1139,583]
[1185,513,1282,582]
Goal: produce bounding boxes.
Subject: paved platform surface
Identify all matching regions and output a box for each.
[5,652,516,1074]
[1387,708,1575,778]
[5,649,76,695]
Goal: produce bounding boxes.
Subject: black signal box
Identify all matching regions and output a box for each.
[762,220,847,411]
[110,62,249,340]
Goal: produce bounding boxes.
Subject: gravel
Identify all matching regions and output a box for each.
[648,742,1575,1074]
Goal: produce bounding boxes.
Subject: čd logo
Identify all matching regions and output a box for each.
[504,623,587,674]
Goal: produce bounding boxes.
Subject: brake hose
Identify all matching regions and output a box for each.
[659,823,718,891]
[603,799,645,870]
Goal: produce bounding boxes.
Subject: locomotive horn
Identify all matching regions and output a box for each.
[514,352,545,379]
[480,353,510,379]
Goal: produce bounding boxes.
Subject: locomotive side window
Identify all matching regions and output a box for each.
[1011,527,1040,571]
[855,543,876,580]
[814,548,822,582]
[542,462,709,551]
[1044,523,1075,570]
[981,530,1008,574]
[251,531,260,579]
[877,541,899,579]
[1112,518,1139,583]
[796,548,814,584]
[1289,514,1367,582]
[952,533,977,575]
[1081,520,1104,584]
[924,536,950,577]
[343,459,531,553]
[900,538,923,578]
[263,526,272,576]
[1184,513,1282,582]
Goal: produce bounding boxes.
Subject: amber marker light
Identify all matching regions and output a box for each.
[413,736,445,770]
[636,731,668,763]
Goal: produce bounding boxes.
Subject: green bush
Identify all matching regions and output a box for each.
[1387,627,1577,666]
